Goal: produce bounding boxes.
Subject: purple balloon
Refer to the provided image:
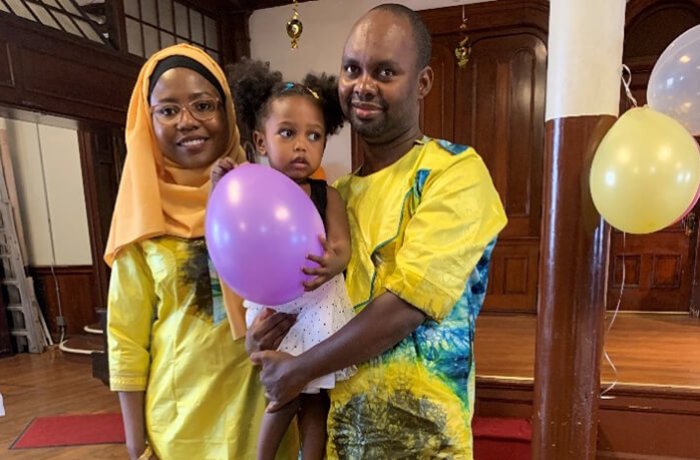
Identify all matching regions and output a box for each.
[206,164,325,305]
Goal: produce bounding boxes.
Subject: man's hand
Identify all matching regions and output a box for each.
[250,350,308,411]
[245,308,296,355]
[303,236,345,291]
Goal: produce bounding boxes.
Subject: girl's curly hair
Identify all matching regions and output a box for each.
[227,58,344,137]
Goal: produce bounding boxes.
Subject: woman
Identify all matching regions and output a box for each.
[105,44,295,460]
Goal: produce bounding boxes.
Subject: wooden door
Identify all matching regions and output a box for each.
[79,125,125,309]
[608,0,700,312]
[420,3,548,313]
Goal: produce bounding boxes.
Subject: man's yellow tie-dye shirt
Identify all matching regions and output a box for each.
[329,137,507,459]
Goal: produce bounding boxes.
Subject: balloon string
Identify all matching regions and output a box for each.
[622,64,638,108]
[601,232,624,399]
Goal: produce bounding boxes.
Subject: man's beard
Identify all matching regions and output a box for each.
[349,112,387,139]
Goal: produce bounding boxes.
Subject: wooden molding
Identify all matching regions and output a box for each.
[476,378,700,458]
[29,265,98,336]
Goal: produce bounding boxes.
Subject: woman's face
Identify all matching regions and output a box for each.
[149,67,229,169]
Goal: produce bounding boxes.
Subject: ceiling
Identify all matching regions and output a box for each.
[224,0,314,12]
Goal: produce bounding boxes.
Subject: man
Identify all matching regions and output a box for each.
[251,4,507,458]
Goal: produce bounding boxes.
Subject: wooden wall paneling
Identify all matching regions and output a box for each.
[221,11,252,67]
[105,0,128,52]
[608,230,695,311]
[17,47,131,121]
[597,390,700,458]
[419,37,454,140]
[30,266,97,336]
[475,380,700,459]
[415,1,548,314]
[419,0,548,34]
[0,39,14,89]
[476,380,534,419]
[454,32,546,240]
[484,240,539,312]
[690,221,700,317]
[0,15,140,125]
[624,0,700,57]
[0,39,21,110]
[78,126,124,310]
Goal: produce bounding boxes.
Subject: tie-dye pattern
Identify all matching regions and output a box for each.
[330,138,507,459]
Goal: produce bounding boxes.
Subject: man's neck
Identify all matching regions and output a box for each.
[360,126,424,176]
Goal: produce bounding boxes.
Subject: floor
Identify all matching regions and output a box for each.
[1,312,698,457]
[474,312,700,389]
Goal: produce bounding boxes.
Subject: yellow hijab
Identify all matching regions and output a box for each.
[105,44,247,337]
[105,44,245,265]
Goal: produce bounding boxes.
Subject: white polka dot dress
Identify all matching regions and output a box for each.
[244,274,356,393]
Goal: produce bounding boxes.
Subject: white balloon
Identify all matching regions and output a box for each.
[647,24,700,136]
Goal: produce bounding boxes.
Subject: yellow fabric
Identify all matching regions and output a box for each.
[108,237,297,459]
[328,138,507,458]
[104,44,245,267]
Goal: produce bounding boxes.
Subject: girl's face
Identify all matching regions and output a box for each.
[149,68,229,169]
[254,95,325,182]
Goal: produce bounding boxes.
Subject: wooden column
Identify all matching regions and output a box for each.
[533,0,626,458]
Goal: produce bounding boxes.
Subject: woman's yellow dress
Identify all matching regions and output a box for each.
[107,236,296,459]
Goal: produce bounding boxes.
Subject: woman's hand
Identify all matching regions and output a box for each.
[127,441,146,460]
[302,236,345,291]
[245,308,296,355]
[134,445,158,460]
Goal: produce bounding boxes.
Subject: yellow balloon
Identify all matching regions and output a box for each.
[590,107,700,234]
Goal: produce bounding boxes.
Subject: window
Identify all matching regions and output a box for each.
[0,0,111,46]
[123,0,220,62]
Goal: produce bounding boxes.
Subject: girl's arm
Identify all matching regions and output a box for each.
[303,186,351,291]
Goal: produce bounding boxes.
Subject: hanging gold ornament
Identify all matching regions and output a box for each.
[454,8,471,68]
[287,0,303,49]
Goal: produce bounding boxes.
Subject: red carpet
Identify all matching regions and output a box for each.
[12,413,124,449]
[474,416,532,460]
[11,412,529,454]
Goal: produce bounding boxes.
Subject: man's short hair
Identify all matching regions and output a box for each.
[370,4,432,69]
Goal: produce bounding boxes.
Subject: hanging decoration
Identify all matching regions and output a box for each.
[286,0,303,50]
[454,6,471,68]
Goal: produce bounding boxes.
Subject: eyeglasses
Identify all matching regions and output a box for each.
[150,98,221,125]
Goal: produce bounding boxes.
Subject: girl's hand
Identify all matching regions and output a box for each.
[302,236,344,291]
[210,157,238,190]
[245,308,296,355]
